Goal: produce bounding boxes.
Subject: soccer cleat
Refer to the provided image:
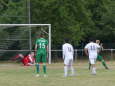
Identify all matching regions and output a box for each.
[36,74,40,77]
[43,74,47,77]
[63,75,67,77]
[63,74,68,77]
[91,71,96,75]
[105,67,109,70]
[69,73,75,77]
[91,73,96,75]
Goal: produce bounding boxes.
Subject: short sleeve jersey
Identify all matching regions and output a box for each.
[85,42,100,54]
[36,38,48,52]
[62,43,74,59]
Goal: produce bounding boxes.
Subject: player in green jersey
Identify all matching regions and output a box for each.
[35,34,48,77]
[89,40,109,70]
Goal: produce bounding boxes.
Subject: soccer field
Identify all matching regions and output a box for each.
[0,61,115,86]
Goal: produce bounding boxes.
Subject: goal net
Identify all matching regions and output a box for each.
[0,24,51,64]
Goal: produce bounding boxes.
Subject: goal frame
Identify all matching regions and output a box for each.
[0,24,52,64]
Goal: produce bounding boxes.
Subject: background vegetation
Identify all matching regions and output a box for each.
[0,0,115,47]
[0,0,115,60]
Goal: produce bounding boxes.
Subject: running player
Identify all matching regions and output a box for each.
[62,39,75,77]
[35,34,48,77]
[88,40,109,70]
[84,38,100,75]
[96,40,109,69]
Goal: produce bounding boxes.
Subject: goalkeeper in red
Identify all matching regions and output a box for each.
[35,34,48,77]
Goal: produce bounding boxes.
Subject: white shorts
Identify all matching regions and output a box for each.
[89,58,96,64]
[64,58,73,65]
[89,53,97,64]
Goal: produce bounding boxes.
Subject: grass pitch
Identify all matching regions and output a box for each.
[0,61,115,86]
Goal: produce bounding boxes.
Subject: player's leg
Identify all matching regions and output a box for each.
[101,59,109,69]
[69,59,75,76]
[64,59,69,77]
[35,53,41,76]
[97,55,109,69]
[42,52,47,76]
[89,55,100,70]
[89,62,91,70]
[90,59,96,75]
[97,55,102,61]
[89,54,97,75]
[91,64,96,75]
[35,63,40,77]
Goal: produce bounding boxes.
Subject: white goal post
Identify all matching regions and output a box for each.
[0,24,51,64]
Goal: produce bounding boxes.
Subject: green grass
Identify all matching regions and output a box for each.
[0,61,115,86]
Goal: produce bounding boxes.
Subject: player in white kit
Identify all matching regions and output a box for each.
[62,39,75,77]
[84,38,100,75]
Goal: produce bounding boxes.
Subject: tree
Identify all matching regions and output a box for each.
[84,0,115,42]
[31,0,94,48]
[0,0,114,49]
[0,0,27,23]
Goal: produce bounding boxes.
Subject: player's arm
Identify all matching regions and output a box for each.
[72,46,74,55]
[84,48,88,56]
[97,44,101,54]
[35,44,38,55]
[62,45,65,60]
[46,45,48,53]
[45,40,48,52]
[100,43,104,50]
[35,44,37,51]
[46,45,48,59]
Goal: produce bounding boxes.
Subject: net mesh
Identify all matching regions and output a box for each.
[0,24,50,61]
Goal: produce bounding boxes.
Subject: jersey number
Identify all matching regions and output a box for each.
[90,46,96,50]
[68,47,72,52]
[39,43,45,48]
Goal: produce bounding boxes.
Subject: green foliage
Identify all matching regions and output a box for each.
[0,0,27,23]
[0,0,115,49]
[84,0,115,42]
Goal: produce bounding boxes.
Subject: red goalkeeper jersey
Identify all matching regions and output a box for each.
[22,54,35,66]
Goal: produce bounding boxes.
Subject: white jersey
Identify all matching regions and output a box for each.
[62,43,74,60]
[85,42,100,55]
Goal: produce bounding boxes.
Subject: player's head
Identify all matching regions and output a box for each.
[39,33,44,38]
[96,40,100,44]
[64,38,70,43]
[89,38,95,42]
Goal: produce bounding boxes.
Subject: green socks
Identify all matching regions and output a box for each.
[89,63,91,70]
[36,64,39,73]
[102,60,109,69]
[43,65,47,74]
[36,64,47,74]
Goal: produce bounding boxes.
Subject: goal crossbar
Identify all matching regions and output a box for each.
[0,24,51,26]
[0,24,52,64]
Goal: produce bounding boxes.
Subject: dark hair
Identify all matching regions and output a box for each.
[38,33,44,38]
[89,38,95,42]
[64,38,70,43]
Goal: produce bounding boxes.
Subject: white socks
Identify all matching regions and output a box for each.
[70,66,75,76]
[92,67,96,75]
[64,65,75,77]
[64,66,68,77]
